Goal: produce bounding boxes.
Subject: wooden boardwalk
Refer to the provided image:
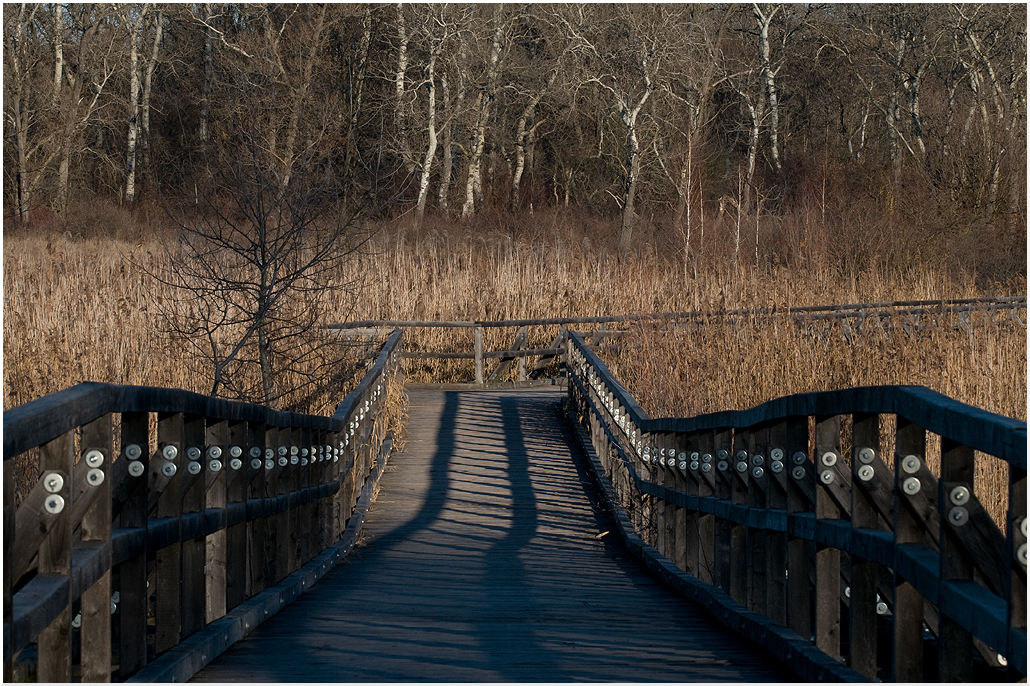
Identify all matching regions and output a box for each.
[191,388,793,682]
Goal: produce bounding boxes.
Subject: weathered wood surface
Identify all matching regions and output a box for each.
[192,388,793,682]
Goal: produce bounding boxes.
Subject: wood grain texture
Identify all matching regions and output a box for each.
[191,388,793,683]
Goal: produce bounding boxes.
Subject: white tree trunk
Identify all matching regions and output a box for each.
[754,4,782,172]
[125,6,148,204]
[416,53,439,218]
[461,18,505,220]
[395,4,413,172]
[141,9,163,176]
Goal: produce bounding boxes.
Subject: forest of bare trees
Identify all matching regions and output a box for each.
[4,3,1026,277]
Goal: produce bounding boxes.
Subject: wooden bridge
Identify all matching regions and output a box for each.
[4,298,1027,682]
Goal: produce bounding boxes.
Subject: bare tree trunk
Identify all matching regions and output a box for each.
[282,5,326,187]
[416,53,439,218]
[888,28,906,185]
[462,17,505,220]
[619,122,642,253]
[511,69,556,211]
[754,4,782,173]
[438,69,453,212]
[52,4,63,106]
[125,6,149,204]
[394,3,413,172]
[199,4,213,147]
[141,9,163,177]
[7,4,37,223]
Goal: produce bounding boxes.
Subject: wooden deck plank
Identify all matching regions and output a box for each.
[192,388,793,682]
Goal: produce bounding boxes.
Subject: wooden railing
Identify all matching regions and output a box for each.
[566,330,1027,682]
[3,330,404,682]
[328,296,1025,385]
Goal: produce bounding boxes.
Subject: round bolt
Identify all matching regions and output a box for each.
[250,447,262,458]
[702,453,712,464]
[820,470,835,485]
[998,655,1008,667]
[162,462,177,477]
[858,447,876,464]
[187,461,202,475]
[230,458,242,470]
[1021,517,1027,538]
[679,461,688,471]
[112,592,120,604]
[72,613,82,629]
[278,456,288,467]
[110,601,118,614]
[230,445,243,458]
[844,586,850,598]
[209,459,222,472]
[1017,544,1027,566]
[752,466,765,479]
[125,444,142,460]
[949,486,970,506]
[290,446,299,456]
[251,458,262,470]
[821,452,837,467]
[265,460,274,470]
[857,465,875,482]
[301,458,309,466]
[667,457,676,467]
[901,455,921,474]
[770,448,784,462]
[948,507,969,526]
[770,461,784,474]
[717,460,729,472]
[85,450,104,467]
[876,602,888,616]
[86,468,105,486]
[278,446,288,456]
[290,455,299,465]
[752,454,765,467]
[689,461,699,471]
[44,494,65,514]
[265,448,274,459]
[642,452,650,463]
[736,450,748,461]
[792,466,806,480]
[903,476,921,495]
[701,463,712,473]
[301,448,309,457]
[43,472,64,493]
[128,460,145,477]
[162,445,178,461]
[208,446,222,459]
[186,447,201,460]
[717,449,729,460]
[690,452,699,461]
[679,452,688,461]
[735,461,747,473]
[792,451,807,465]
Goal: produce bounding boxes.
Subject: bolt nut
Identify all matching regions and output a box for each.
[159,461,176,477]
[290,455,299,465]
[290,446,299,456]
[701,463,712,473]
[792,451,807,465]
[230,458,242,470]
[208,446,222,459]
[301,458,309,466]
[821,452,837,467]
[858,447,876,464]
[86,468,105,486]
[792,466,806,480]
[820,470,835,485]
[998,654,1009,667]
[857,465,875,482]
[770,448,784,462]
[752,454,765,467]
[770,461,784,474]
[901,455,921,474]
[736,450,748,461]
[844,586,851,598]
[717,449,729,460]
[876,602,888,615]
[948,507,969,526]
[902,476,921,495]
[735,461,747,473]
[1017,544,1027,566]
[125,444,142,459]
[251,458,262,470]
[128,460,145,477]
[752,466,765,479]
[265,448,274,459]
[44,494,65,514]
[162,445,178,460]
[717,460,729,472]
[686,460,696,471]
[265,459,274,470]
[85,450,104,467]
[301,448,309,457]
[702,453,712,464]
[230,445,243,458]
[43,472,65,493]
[250,447,262,458]
[949,486,970,506]
[278,456,288,467]
[209,459,222,472]
[187,461,202,475]
[187,447,201,460]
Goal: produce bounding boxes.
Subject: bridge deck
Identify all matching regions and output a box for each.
[191,387,792,682]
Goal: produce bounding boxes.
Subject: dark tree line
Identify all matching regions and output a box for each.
[4,4,1026,265]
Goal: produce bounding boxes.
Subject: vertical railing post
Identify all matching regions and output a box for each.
[226,420,248,611]
[729,430,749,605]
[814,415,842,661]
[746,426,768,615]
[785,416,813,642]
[695,431,716,586]
[474,325,484,384]
[713,429,733,592]
[765,421,789,627]
[118,412,150,679]
[180,414,207,640]
[79,414,113,682]
[850,413,882,680]
[205,419,228,624]
[246,421,268,598]
[1006,463,1027,680]
[37,430,74,683]
[155,412,184,657]
[892,417,927,682]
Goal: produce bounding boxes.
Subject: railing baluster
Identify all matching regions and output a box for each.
[155,412,184,656]
[765,421,788,626]
[79,415,113,682]
[1007,463,1027,679]
[37,430,74,682]
[226,420,248,611]
[181,413,206,640]
[785,416,812,642]
[814,414,843,661]
[747,426,768,615]
[118,411,150,678]
[247,420,268,598]
[205,418,228,624]
[850,412,882,680]
[893,417,927,682]
[713,429,733,593]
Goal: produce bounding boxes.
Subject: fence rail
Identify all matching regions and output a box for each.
[3,330,404,682]
[566,329,1026,681]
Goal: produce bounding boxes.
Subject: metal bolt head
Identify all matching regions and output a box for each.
[844,586,850,598]
[301,458,309,466]
[86,468,105,486]
[949,486,970,506]
[858,447,876,464]
[278,446,288,456]
[187,447,201,460]
[717,460,729,472]
[301,448,309,457]
[208,446,222,459]
[162,462,177,477]
[278,456,288,467]
[290,446,299,456]
[44,494,65,514]
[701,463,712,473]
[735,461,747,473]
[209,459,222,472]
[230,445,243,458]
[290,455,299,465]
[1017,544,1027,567]
[125,444,142,460]
[72,613,82,629]
[792,451,807,465]
[770,461,784,474]
[792,466,806,480]
[717,449,729,460]
[752,466,765,479]
[85,450,105,467]
[162,445,178,461]
[689,461,698,471]
[265,459,274,470]
[821,452,837,467]
[736,450,748,461]
[43,472,64,493]
[770,448,784,462]
[902,476,921,495]
[128,460,145,477]
[230,458,242,470]
[702,453,712,463]
[901,455,921,474]
[948,507,969,526]
[265,448,274,459]
[1021,517,1028,538]
[641,452,650,463]
[752,454,765,467]
[820,470,835,485]
[251,458,262,470]
[187,461,202,475]
[998,654,1009,667]
[876,602,888,615]
[250,447,262,458]
[857,465,874,482]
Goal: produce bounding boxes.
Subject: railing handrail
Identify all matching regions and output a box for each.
[569,331,1027,469]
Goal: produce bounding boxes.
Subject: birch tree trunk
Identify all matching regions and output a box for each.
[415,53,439,218]
[124,6,149,204]
[511,69,556,211]
[6,4,38,223]
[281,5,326,187]
[140,8,163,177]
[199,3,213,147]
[438,69,453,212]
[461,17,505,220]
[394,4,413,172]
[753,4,782,173]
